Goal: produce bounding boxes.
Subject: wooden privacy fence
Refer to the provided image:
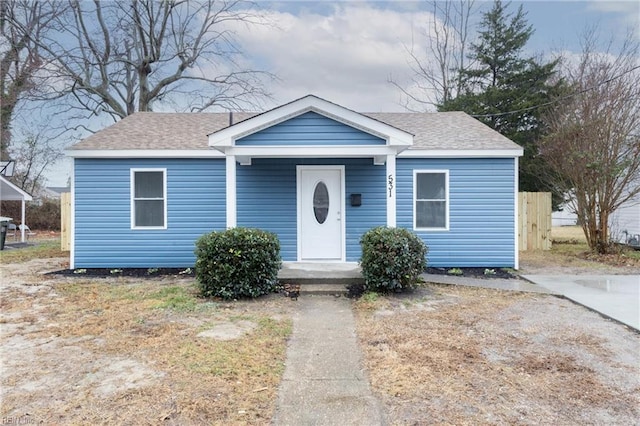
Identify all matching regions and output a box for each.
[61,192,71,251]
[518,192,551,251]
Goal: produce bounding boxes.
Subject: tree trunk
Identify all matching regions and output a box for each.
[0,100,13,159]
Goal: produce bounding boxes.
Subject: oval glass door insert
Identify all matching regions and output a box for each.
[313,181,329,224]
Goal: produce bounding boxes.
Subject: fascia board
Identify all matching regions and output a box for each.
[65,149,224,158]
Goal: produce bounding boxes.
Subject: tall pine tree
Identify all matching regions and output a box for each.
[440,0,565,201]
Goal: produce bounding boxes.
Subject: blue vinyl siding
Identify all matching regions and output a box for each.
[74,158,226,268]
[397,158,516,267]
[74,156,516,268]
[236,111,386,146]
[237,158,386,261]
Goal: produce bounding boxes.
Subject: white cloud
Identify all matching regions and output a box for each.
[231,4,438,111]
[586,0,639,14]
[585,0,640,27]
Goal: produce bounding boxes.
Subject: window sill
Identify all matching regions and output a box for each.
[131,226,167,230]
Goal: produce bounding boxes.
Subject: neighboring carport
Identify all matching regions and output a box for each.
[0,176,33,242]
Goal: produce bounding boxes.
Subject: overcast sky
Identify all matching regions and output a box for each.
[46,0,639,185]
[235,0,639,112]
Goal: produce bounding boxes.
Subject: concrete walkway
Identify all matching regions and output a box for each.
[523,275,640,331]
[273,296,385,426]
[421,273,557,294]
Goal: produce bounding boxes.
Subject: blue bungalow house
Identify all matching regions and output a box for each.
[66,95,523,269]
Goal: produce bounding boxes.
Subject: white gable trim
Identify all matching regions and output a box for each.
[66,149,224,158]
[208,95,414,149]
[66,147,524,160]
[399,148,523,158]
[227,145,397,160]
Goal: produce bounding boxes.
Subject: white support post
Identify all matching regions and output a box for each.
[226,154,237,228]
[386,154,396,227]
[20,199,26,242]
[514,157,519,270]
[70,169,75,269]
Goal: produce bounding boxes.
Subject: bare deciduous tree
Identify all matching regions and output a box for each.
[22,0,273,131]
[9,127,62,195]
[391,0,477,110]
[0,0,64,159]
[541,30,640,253]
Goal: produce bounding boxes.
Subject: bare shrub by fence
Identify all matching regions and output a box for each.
[0,200,61,231]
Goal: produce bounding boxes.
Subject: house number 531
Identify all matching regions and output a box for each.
[388,174,394,197]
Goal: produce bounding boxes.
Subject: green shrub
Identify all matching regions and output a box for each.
[195,227,281,300]
[359,226,428,293]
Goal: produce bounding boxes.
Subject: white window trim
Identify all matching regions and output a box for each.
[413,169,449,231]
[130,168,167,230]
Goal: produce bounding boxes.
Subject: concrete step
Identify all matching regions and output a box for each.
[279,282,362,297]
[298,283,350,295]
[277,262,364,296]
[279,276,364,286]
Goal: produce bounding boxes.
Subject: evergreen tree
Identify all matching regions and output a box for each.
[440,0,565,201]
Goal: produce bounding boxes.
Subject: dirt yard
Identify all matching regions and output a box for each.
[355,228,640,424]
[0,256,294,425]
[355,285,640,425]
[2,229,639,425]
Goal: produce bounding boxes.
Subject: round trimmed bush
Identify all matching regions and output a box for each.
[195,227,281,300]
[360,226,428,293]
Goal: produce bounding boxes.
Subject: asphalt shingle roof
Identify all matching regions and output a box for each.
[69,110,520,151]
[365,112,519,150]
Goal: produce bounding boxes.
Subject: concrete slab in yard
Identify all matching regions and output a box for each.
[422,274,557,294]
[523,275,640,331]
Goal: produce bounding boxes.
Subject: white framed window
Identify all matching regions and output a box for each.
[131,168,167,229]
[414,170,449,230]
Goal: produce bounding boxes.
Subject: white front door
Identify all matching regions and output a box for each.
[298,166,344,261]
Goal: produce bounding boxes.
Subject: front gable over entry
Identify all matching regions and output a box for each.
[236,111,386,146]
[210,95,409,231]
[208,95,414,165]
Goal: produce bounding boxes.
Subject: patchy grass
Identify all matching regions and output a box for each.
[150,285,199,312]
[0,239,66,263]
[520,226,640,272]
[551,225,587,243]
[354,285,640,424]
[361,292,380,303]
[176,316,291,379]
[1,263,294,425]
[625,250,640,260]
